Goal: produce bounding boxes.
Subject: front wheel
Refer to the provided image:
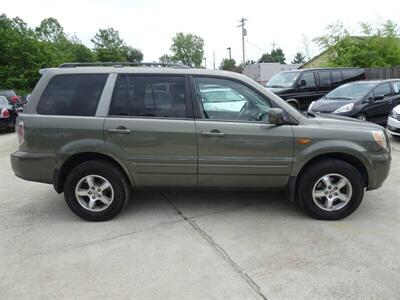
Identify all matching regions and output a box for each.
[297,159,365,220]
[64,160,130,221]
[357,113,368,121]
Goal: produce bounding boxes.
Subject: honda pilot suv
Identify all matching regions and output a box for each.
[11,63,391,221]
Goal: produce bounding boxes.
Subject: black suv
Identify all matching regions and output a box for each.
[265,68,365,110]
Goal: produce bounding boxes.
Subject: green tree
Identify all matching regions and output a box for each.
[219,58,236,71]
[91,28,143,62]
[35,18,66,43]
[122,45,143,62]
[159,54,174,64]
[315,20,400,67]
[291,52,306,64]
[258,48,286,64]
[91,27,125,61]
[170,33,204,67]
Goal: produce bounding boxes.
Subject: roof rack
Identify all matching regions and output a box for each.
[58,62,191,69]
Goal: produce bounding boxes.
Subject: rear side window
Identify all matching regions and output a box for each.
[374,83,392,97]
[109,75,187,118]
[318,71,331,86]
[342,69,363,81]
[37,74,108,116]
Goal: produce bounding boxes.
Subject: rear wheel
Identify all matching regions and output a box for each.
[297,159,365,220]
[64,160,129,221]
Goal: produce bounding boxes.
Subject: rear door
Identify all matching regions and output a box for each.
[104,74,197,187]
[192,76,294,188]
[317,70,332,95]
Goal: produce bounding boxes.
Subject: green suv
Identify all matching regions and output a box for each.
[11,63,391,221]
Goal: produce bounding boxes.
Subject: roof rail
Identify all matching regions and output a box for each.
[58,62,191,69]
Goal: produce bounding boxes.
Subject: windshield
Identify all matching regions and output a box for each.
[324,82,377,100]
[0,96,8,106]
[200,88,245,103]
[0,90,16,97]
[265,72,300,88]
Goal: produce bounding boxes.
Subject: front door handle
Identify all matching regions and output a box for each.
[201,130,225,137]
[107,127,132,134]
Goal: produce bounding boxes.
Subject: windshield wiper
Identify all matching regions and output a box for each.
[267,85,283,88]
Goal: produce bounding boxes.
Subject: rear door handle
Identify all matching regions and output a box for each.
[201,130,225,137]
[107,127,132,134]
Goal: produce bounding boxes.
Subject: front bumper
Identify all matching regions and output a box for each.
[387,116,400,136]
[11,150,55,184]
[363,150,391,190]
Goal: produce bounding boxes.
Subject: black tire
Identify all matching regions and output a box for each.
[357,113,368,121]
[297,159,365,220]
[64,160,130,221]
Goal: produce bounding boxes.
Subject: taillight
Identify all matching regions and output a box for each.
[10,96,18,103]
[17,120,24,145]
[0,108,10,118]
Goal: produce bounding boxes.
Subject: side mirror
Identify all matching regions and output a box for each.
[268,108,285,125]
[373,95,384,101]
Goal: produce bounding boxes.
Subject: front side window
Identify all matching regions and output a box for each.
[109,75,187,118]
[37,74,108,116]
[318,71,331,86]
[374,83,391,98]
[195,77,271,122]
[299,72,316,88]
[392,82,400,95]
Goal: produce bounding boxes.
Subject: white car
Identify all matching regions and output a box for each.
[387,105,400,137]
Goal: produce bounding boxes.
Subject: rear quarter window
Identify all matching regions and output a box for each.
[37,74,108,116]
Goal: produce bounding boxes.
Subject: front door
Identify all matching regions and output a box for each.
[192,76,294,188]
[365,83,394,124]
[104,74,197,187]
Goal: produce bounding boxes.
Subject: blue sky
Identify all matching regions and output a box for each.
[1,0,399,66]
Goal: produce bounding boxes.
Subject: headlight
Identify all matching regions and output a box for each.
[333,103,354,114]
[308,101,315,110]
[372,130,387,150]
[389,110,399,119]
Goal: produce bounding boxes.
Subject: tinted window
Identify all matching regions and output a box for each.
[392,82,400,95]
[318,71,331,86]
[374,83,391,97]
[332,71,342,84]
[109,75,187,118]
[342,69,363,80]
[299,72,316,88]
[37,74,107,116]
[195,77,271,122]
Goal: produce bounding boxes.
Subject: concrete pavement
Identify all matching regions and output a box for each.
[0,131,399,299]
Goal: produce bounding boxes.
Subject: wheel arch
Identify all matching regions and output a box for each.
[54,152,134,193]
[286,152,369,202]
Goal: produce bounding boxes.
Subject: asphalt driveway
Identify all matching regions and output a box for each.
[0,131,399,299]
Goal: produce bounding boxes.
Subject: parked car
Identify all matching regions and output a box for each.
[0,96,17,131]
[0,89,21,106]
[308,80,400,125]
[11,63,391,221]
[200,86,247,112]
[387,105,400,137]
[265,68,365,110]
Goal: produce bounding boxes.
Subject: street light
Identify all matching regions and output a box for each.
[203,57,207,69]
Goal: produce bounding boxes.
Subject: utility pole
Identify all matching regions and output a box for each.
[226,47,232,61]
[238,18,247,66]
[271,40,277,51]
[203,57,207,69]
[213,51,216,70]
